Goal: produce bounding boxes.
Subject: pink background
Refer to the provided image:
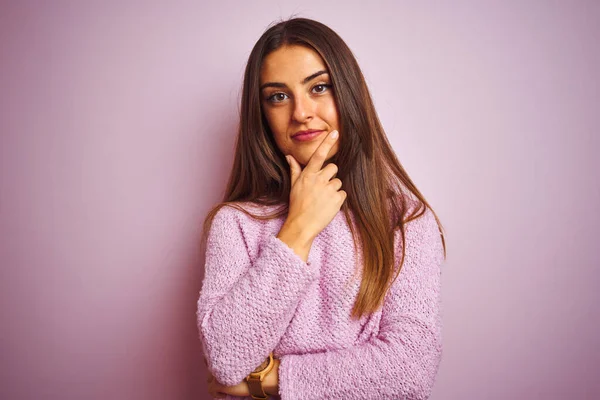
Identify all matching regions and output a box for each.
[1,1,598,399]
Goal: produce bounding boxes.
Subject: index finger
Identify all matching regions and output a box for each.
[303,130,339,173]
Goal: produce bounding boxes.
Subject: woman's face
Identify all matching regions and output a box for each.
[259,45,340,167]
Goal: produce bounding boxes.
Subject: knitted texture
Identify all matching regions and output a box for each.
[197,200,445,400]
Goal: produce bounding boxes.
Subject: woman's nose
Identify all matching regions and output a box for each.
[292,94,314,123]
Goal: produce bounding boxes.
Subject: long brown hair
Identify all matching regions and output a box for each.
[201,17,446,320]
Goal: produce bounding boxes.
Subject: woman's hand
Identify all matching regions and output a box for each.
[278,130,347,260]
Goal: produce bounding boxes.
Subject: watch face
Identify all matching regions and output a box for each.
[254,359,268,373]
[251,353,273,374]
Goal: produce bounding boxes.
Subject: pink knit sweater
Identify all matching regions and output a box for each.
[196,200,444,400]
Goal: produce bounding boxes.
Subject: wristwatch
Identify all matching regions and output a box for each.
[245,352,274,400]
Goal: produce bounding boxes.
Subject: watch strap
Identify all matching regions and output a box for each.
[246,376,269,400]
[245,352,274,400]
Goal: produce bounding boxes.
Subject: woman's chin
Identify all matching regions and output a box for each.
[292,146,335,168]
[293,156,310,168]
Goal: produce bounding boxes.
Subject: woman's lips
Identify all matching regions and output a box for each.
[292,130,325,142]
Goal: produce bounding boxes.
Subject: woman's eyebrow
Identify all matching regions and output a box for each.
[260,70,328,91]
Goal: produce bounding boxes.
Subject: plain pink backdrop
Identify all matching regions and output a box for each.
[1,1,598,399]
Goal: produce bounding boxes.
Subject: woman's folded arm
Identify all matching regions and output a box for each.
[196,206,320,386]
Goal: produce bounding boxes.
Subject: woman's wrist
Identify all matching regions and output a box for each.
[263,358,280,396]
[276,222,314,262]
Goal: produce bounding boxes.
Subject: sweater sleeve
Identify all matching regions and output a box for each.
[196,206,320,386]
[277,208,445,400]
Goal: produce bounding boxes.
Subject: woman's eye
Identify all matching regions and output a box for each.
[267,93,288,103]
[312,84,332,94]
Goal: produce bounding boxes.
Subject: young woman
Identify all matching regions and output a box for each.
[197,17,447,400]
